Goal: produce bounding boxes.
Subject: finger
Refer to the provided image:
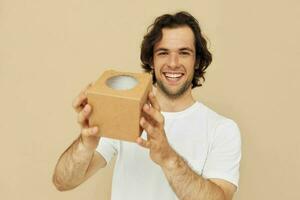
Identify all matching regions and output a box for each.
[142,107,156,126]
[77,104,92,127]
[78,82,93,94]
[140,117,157,138]
[136,137,150,149]
[73,83,93,112]
[82,82,93,92]
[143,103,164,127]
[148,92,160,111]
[73,92,87,112]
[81,126,99,137]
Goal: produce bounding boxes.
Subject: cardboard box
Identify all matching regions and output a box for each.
[87,70,152,142]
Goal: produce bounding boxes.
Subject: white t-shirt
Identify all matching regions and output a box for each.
[96,101,241,200]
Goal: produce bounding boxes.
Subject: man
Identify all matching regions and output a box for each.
[53,11,241,200]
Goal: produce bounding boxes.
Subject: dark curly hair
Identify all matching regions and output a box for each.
[140,11,212,88]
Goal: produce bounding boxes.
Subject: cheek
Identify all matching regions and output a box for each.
[153,56,165,67]
[153,59,165,73]
[183,59,196,71]
[154,68,162,79]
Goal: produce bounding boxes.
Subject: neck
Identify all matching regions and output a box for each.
[153,86,195,112]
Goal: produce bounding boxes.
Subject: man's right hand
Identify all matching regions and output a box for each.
[53,83,107,191]
[72,83,100,151]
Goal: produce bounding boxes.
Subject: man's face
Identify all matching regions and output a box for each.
[153,26,196,98]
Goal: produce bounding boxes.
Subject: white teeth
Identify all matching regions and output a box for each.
[164,73,183,78]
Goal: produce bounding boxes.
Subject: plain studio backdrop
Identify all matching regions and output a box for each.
[0,0,299,199]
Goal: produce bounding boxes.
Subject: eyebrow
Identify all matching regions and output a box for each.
[179,47,194,53]
[154,47,194,53]
[154,48,168,53]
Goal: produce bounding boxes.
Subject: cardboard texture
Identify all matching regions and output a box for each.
[87,70,152,142]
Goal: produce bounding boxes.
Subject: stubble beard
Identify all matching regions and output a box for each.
[156,72,194,99]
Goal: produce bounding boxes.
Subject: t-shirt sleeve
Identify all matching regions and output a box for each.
[202,119,242,187]
[96,137,119,164]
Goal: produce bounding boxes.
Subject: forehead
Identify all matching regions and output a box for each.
[154,26,195,50]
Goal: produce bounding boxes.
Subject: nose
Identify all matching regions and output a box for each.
[167,52,179,68]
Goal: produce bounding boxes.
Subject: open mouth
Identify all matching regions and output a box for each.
[162,72,185,84]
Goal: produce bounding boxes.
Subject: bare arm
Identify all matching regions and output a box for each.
[52,136,106,191]
[52,84,106,191]
[137,92,236,200]
[161,151,236,200]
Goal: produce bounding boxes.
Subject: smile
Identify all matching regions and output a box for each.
[162,72,185,83]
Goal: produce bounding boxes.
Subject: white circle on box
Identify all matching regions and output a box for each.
[106,75,138,90]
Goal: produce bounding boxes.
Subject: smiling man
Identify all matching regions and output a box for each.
[53,12,241,200]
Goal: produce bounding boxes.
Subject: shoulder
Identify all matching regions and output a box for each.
[197,101,241,141]
[197,101,238,126]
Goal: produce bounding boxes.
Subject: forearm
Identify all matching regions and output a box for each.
[53,136,95,191]
[162,153,225,200]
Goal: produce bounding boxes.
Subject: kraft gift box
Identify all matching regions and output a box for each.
[86,69,152,142]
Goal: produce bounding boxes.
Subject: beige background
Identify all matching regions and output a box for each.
[1,0,299,199]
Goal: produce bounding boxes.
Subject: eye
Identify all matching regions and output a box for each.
[157,52,168,56]
[180,51,191,56]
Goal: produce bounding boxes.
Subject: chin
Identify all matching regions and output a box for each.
[157,80,192,99]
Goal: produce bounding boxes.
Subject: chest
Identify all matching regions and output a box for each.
[164,118,209,174]
[119,118,209,175]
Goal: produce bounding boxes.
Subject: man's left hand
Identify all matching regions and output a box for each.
[136,92,177,167]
